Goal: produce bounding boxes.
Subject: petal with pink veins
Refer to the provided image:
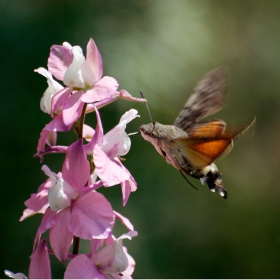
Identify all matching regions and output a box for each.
[69,191,114,239]
[48,43,73,81]
[86,38,103,82]
[62,140,90,191]
[49,209,73,262]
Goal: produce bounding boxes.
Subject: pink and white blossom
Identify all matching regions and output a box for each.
[11,37,140,279]
[84,107,139,206]
[64,231,137,279]
[36,38,146,156]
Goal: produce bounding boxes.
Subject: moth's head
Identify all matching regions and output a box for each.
[139,122,160,141]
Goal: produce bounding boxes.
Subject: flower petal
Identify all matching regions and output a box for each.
[24,179,51,212]
[49,209,73,262]
[33,208,57,249]
[64,254,106,279]
[94,146,130,187]
[83,124,95,141]
[44,113,72,132]
[85,89,146,114]
[19,207,48,221]
[69,191,114,239]
[29,239,52,279]
[86,38,103,81]
[48,43,73,81]
[92,234,135,274]
[63,46,85,88]
[114,211,134,231]
[119,89,147,102]
[35,67,64,114]
[120,247,135,279]
[51,87,72,116]
[84,105,104,153]
[62,91,84,127]
[101,109,139,157]
[90,239,104,255]
[62,140,90,191]
[81,76,119,103]
[37,130,57,162]
[121,174,137,207]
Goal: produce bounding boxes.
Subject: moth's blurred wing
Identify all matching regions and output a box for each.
[189,120,226,138]
[177,117,256,169]
[177,137,233,169]
[174,67,227,132]
[222,117,256,140]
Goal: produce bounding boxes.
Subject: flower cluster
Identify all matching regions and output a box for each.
[5,38,146,279]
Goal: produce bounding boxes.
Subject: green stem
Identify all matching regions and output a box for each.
[74,103,87,139]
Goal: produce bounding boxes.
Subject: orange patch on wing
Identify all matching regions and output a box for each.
[177,138,233,168]
[190,120,226,138]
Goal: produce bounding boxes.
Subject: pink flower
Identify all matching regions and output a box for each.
[64,231,137,279]
[35,105,138,206]
[24,141,115,262]
[45,38,145,129]
[36,38,146,156]
[84,107,138,206]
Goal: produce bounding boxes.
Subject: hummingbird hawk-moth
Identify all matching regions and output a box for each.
[139,67,255,199]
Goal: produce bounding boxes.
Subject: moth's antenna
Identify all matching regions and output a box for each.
[140,90,154,124]
[180,171,198,190]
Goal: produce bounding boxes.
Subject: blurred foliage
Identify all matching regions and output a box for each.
[1,0,280,278]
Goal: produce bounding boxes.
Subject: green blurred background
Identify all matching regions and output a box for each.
[1,0,280,278]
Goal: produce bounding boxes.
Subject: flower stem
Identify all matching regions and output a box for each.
[74,103,87,139]
[72,236,80,255]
